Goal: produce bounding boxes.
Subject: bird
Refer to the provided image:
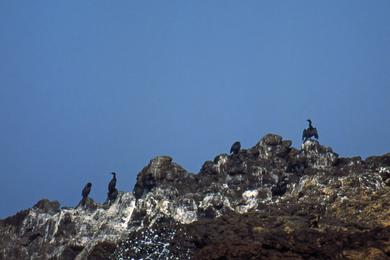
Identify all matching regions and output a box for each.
[78,182,92,207]
[302,119,319,143]
[230,141,241,155]
[108,172,117,193]
[108,188,118,203]
[82,182,92,199]
[107,172,118,204]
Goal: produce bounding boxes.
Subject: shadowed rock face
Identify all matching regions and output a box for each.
[133,156,197,199]
[1,134,390,259]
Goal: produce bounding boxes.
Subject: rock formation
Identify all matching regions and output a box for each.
[1,134,389,259]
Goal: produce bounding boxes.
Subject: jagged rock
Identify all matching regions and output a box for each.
[300,139,338,169]
[1,133,390,259]
[254,133,291,160]
[33,199,60,215]
[0,192,136,259]
[366,153,390,169]
[171,212,390,259]
[271,175,288,196]
[76,197,98,211]
[133,156,196,199]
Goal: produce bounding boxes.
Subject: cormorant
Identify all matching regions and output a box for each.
[107,172,118,204]
[108,172,117,193]
[230,141,241,155]
[82,182,92,198]
[302,119,319,143]
[78,182,92,207]
[108,188,118,203]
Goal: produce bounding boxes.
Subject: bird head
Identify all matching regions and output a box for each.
[87,182,92,187]
[111,172,116,176]
[307,119,312,124]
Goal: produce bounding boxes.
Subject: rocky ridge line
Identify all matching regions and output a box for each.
[0,134,389,259]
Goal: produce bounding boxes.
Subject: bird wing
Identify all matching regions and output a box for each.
[314,128,319,139]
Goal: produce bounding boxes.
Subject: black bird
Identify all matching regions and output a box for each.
[82,182,92,198]
[230,141,241,155]
[78,182,92,207]
[108,188,118,203]
[302,119,319,143]
[108,172,117,193]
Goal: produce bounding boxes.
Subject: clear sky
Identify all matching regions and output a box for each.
[1,1,389,217]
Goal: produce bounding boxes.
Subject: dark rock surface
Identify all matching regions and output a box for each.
[133,156,197,199]
[1,134,390,259]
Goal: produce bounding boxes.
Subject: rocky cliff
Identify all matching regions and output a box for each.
[1,134,390,259]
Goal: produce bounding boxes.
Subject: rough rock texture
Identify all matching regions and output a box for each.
[1,134,390,259]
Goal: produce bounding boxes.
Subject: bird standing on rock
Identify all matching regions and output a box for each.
[230,141,241,155]
[82,182,92,198]
[302,119,319,143]
[108,172,117,193]
[107,172,118,204]
[78,182,92,207]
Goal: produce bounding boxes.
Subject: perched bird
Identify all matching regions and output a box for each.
[302,119,319,143]
[78,182,92,207]
[82,182,92,198]
[108,172,117,193]
[230,141,241,155]
[107,172,118,204]
[108,188,118,203]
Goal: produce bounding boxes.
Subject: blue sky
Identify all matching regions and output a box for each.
[1,1,389,217]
